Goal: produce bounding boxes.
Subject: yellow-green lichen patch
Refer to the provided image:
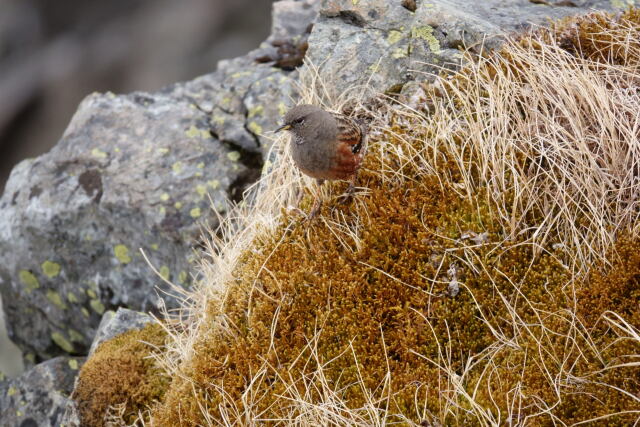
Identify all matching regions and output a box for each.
[412,25,440,52]
[81,307,90,318]
[392,47,408,58]
[67,292,79,303]
[227,151,241,162]
[8,386,17,396]
[178,271,188,285]
[231,71,251,79]
[190,207,201,218]
[197,162,205,169]
[212,115,225,126]
[207,179,220,189]
[278,102,287,116]
[75,323,170,427]
[157,147,170,155]
[185,126,200,138]
[171,161,183,174]
[69,359,79,370]
[387,29,404,45]
[160,193,170,202]
[174,201,183,209]
[248,105,264,118]
[51,332,74,353]
[612,0,635,8]
[69,329,85,343]
[90,299,105,315]
[18,270,39,293]
[46,290,67,310]
[150,243,159,251]
[90,148,108,159]
[159,266,170,281]
[113,245,131,264]
[41,260,61,278]
[86,289,97,299]
[247,121,262,134]
[195,184,207,198]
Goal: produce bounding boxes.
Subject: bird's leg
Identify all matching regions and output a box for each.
[339,174,357,205]
[308,179,324,219]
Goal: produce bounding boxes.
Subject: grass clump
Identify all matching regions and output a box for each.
[74,323,170,426]
[144,8,640,426]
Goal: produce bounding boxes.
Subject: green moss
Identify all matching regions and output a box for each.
[74,323,170,427]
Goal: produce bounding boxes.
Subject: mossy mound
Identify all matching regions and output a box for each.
[74,323,170,426]
[64,9,640,426]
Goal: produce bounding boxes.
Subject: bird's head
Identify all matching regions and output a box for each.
[275,104,322,135]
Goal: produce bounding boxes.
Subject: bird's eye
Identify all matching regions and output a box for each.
[293,118,305,125]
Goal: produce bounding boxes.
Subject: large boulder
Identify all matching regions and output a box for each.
[0,355,83,427]
[0,1,311,363]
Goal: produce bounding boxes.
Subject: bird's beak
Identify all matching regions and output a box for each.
[275,124,291,133]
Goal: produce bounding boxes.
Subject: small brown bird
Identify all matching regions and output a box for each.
[276,104,367,218]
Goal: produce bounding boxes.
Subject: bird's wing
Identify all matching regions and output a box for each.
[333,113,366,154]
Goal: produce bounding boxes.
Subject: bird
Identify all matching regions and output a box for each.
[275,104,367,219]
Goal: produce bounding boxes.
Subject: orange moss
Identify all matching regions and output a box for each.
[74,323,170,426]
[150,8,640,426]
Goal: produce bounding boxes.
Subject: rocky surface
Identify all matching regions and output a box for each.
[0,0,628,380]
[308,0,622,95]
[0,355,83,427]
[0,0,314,364]
[87,307,154,356]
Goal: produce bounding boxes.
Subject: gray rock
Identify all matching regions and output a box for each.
[0,0,318,364]
[88,308,154,356]
[307,0,623,95]
[0,356,84,427]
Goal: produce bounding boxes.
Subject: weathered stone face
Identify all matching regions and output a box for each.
[0,355,83,427]
[308,0,622,95]
[0,0,310,364]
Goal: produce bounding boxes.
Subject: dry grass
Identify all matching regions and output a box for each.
[139,10,640,426]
